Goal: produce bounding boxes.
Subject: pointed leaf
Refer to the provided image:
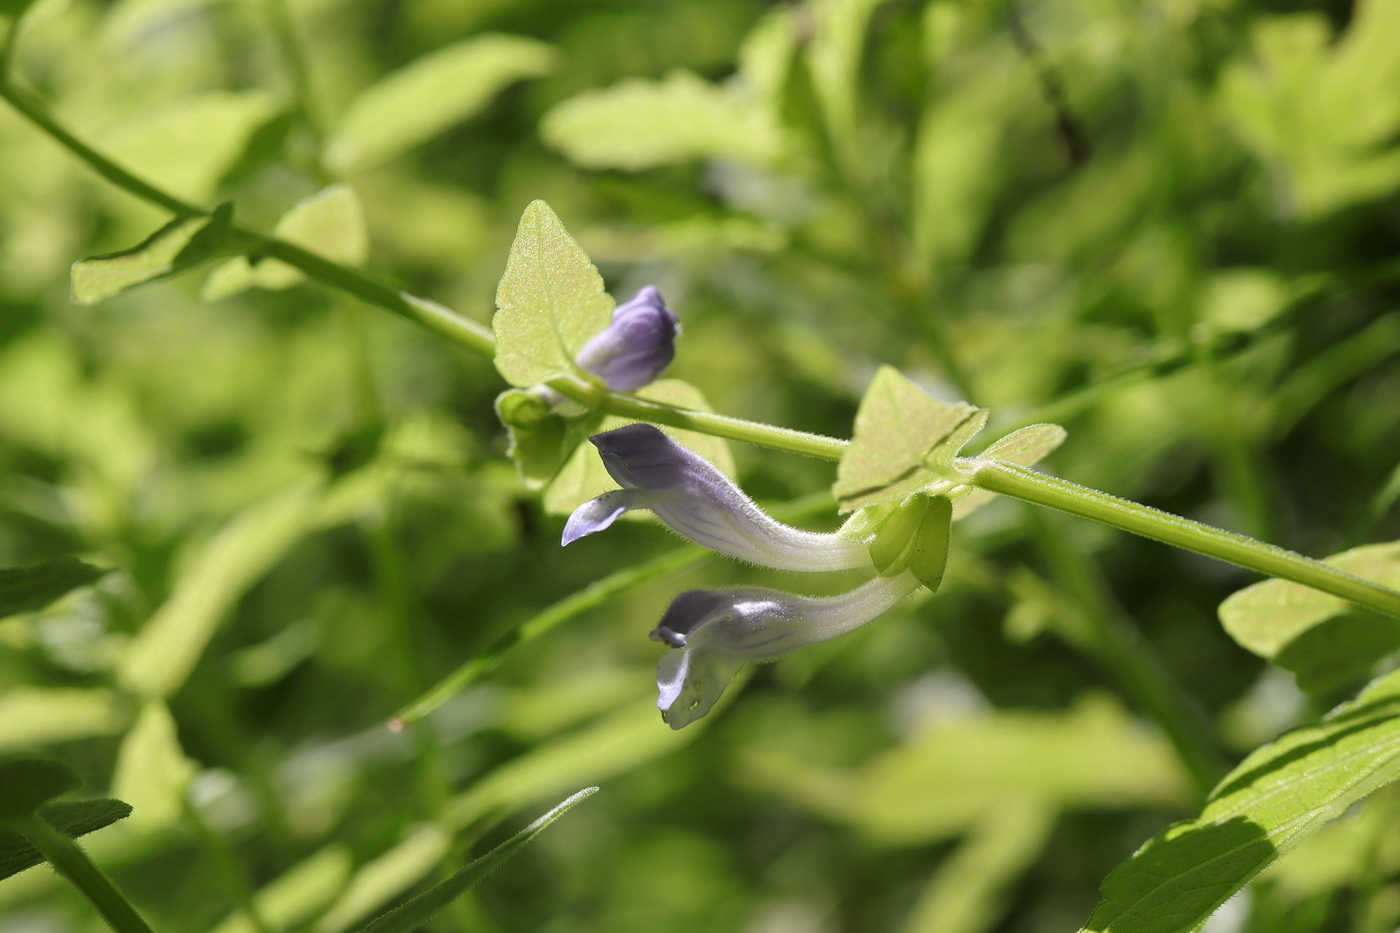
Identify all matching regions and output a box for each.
[326,34,556,173]
[1081,666,1400,933]
[493,200,614,388]
[0,756,81,820]
[0,557,106,618]
[118,480,323,699]
[310,825,453,933]
[102,91,279,202]
[0,799,133,881]
[204,185,368,299]
[1220,540,1400,655]
[834,366,987,510]
[71,203,235,304]
[956,424,1068,518]
[354,789,598,933]
[111,701,196,830]
[541,70,782,170]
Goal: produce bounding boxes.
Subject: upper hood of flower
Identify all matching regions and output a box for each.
[562,424,871,573]
[650,572,921,728]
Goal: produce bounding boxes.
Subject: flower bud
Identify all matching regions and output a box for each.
[575,286,680,391]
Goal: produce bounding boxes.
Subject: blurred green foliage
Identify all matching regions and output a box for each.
[0,0,1399,931]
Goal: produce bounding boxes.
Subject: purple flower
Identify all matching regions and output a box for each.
[651,573,921,728]
[561,424,870,572]
[575,286,680,391]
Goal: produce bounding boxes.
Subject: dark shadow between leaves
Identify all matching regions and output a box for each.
[1273,612,1400,696]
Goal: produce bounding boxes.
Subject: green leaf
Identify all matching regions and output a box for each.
[868,494,953,589]
[0,688,128,752]
[806,0,890,158]
[102,91,280,202]
[540,70,783,170]
[208,846,354,933]
[1215,1,1400,216]
[118,480,324,699]
[444,696,712,830]
[325,34,557,173]
[493,200,614,388]
[0,799,133,881]
[1081,666,1400,933]
[739,696,1184,847]
[71,203,235,305]
[833,366,988,511]
[203,185,368,300]
[955,424,1068,518]
[354,788,598,933]
[902,799,1055,933]
[0,756,81,821]
[495,388,589,491]
[0,556,106,618]
[1219,540,1400,690]
[110,701,196,830]
[310,825,453,933]
[542,379,736,517]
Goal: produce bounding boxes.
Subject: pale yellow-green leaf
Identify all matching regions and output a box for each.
[493,199,614,387]
[1214,0,1400,216]
[102,91,279,202]
[955,423,1067,518]
[540,70,783,170]
[1219,540,1400,658]
[901,800,1054,933]
[111,700,197,831]
[736,6,799,108]
[310,826,452,933]
[834,366,987,511]
[806,0,890,157]
[118,479,323,699]
[0,687,128,752]
[207,846,354,933]
[72,204,233,305]
[738,695,1185,846]
[325,34,557,173]
[542,379,736,516]
[444,696,709,830]
[855,695,1183,845]
[204,185,368,300]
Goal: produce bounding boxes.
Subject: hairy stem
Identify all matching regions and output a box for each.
[4,73,1399,625]
[13,815,156,933]
[966,460,1400,620]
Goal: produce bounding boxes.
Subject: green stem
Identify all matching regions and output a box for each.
[0,80,196,215]
[13,814,156,933]
[253,238,496,357]
[581,382,847,461]
[965,459,1400,620]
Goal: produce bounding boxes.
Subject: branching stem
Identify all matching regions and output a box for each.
[4,74,1399,625]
